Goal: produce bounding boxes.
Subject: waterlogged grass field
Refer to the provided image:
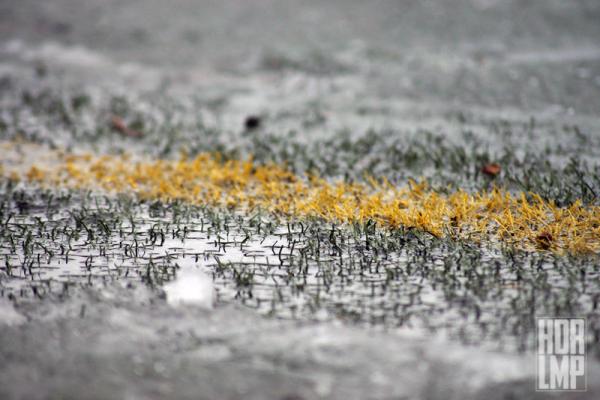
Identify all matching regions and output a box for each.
[1,1,600,398]
[1,81,600,356]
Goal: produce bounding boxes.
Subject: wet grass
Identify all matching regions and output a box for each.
[1,70,600,358]
[1,80,599,206]
[1,183,599,357]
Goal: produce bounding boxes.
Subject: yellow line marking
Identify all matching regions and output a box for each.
[2,141,599,254]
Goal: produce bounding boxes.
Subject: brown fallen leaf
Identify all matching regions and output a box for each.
[481,163,501,177]
[536,232,553,250]
[110,115,143,138]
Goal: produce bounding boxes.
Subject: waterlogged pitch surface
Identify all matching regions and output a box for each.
[1,1,600,399]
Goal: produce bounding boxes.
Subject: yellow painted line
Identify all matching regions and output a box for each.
[2,141,599,254]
